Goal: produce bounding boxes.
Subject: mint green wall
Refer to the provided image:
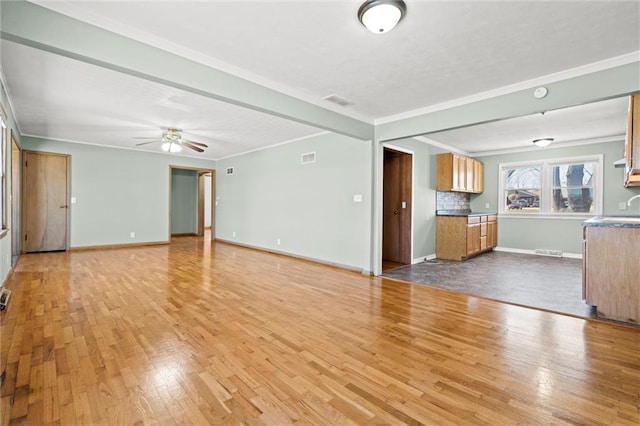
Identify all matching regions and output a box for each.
[215,132,372,272]
[470,140,640,255]
[171,168,198,234]
[21,137,215,248]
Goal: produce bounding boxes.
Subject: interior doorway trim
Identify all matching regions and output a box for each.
[381,143,415,270]
[168,165,215,242]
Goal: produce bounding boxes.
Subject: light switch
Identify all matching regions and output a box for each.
[353,194,363,203]
[71,197,77,204]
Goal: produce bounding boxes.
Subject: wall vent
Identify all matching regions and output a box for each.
[322,94,353,107]
[534,249,563,257]
[226,167,234,175]
[301,152,316,165]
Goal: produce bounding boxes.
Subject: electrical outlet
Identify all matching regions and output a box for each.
[130,232,135,239]
[485,203,490,208]
[277,238,281,245]
[232,231,236,238]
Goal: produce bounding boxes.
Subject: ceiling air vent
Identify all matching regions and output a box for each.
[226,167,234,175]
[301,152,316,165]
[322,94,353,107]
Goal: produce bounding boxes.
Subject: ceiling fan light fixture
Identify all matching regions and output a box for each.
[358,0,406,33]
[162,141,182,153]
[532,138,554,148]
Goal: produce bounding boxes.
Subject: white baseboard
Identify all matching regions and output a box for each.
[494,246,582,259]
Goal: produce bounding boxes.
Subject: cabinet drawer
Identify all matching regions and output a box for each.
[487,215,497,222]
[467,216,480,224]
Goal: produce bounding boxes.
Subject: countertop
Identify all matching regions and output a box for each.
[436,210,497,217]
[583,216,640,229]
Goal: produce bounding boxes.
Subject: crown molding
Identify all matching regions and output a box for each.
[376,52,640,125]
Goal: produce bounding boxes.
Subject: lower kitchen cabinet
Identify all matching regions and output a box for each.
[583,221,640,324]
[437,214,497,261]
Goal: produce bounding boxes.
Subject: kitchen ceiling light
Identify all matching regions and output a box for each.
[532,138,554,148]
[358,0,407,33]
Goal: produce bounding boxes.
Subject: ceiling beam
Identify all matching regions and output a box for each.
[376,61,640,142]
[1,0,373,141]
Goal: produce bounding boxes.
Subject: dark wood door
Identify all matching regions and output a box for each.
[24,151,70,252]
[382,148,412,264]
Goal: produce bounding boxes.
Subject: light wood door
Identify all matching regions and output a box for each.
[24,151,69,252]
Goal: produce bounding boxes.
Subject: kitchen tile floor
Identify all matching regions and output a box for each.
[383,251,597,319]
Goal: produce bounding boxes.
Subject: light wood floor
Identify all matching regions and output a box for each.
[1,237,639,425]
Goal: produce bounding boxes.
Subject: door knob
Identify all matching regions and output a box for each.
[393,211,399,215]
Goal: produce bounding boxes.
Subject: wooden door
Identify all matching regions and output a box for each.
[382,148,412,264]
[24,151,69,252]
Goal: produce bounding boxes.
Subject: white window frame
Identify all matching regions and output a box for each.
[499,154,603,218]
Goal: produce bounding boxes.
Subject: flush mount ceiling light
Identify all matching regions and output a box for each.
[533,138,554,148]
[358,0,407,33]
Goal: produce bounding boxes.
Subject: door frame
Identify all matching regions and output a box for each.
[22,150,71,252]
[379,143,414,272]
[11,131,21,260]
[168,165,215,241]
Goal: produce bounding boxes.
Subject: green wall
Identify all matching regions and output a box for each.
[171,168,198,234]
[215,132,373,272]
[21,137,216,248]
[470,140,640,255]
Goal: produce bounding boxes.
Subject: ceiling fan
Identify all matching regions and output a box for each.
[135,128,208,153]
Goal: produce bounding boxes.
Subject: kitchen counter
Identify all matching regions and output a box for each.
[583,216,640,229]
[436,210,497,217]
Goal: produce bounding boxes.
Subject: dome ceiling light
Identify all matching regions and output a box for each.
[533,138,554,148]
[358,0,407,34]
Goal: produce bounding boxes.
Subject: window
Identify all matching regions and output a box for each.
[499,155,603,216]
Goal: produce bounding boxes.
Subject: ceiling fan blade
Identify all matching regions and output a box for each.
[135,141,159,146]
[133,137,158,140]
[184,139,208,148]
[183,142,205,153]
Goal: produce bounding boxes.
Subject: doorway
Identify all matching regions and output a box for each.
[382,147,412,270]
[169,166,215,239]
[23,151,70,252]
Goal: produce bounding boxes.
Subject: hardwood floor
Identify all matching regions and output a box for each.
[1,237,639,425]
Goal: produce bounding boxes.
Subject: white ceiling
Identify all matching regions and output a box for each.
[1,0,639,159]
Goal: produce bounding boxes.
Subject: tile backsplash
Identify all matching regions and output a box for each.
[436,191,470,212]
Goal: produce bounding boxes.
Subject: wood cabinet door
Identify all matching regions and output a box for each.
[452,154,463,191]
[487,221,497,248]
[466,224,481,255]
[474,161,484,193]
[466,159,475,192]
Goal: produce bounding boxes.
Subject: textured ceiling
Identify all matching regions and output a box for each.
[2,0,639,158]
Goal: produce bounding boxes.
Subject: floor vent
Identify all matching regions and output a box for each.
[534,249,563,257]
[301,152,316,164]
[226,167,234,175]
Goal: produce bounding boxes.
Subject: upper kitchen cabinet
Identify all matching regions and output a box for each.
[436,153,484,193]
[624,94,640,187]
